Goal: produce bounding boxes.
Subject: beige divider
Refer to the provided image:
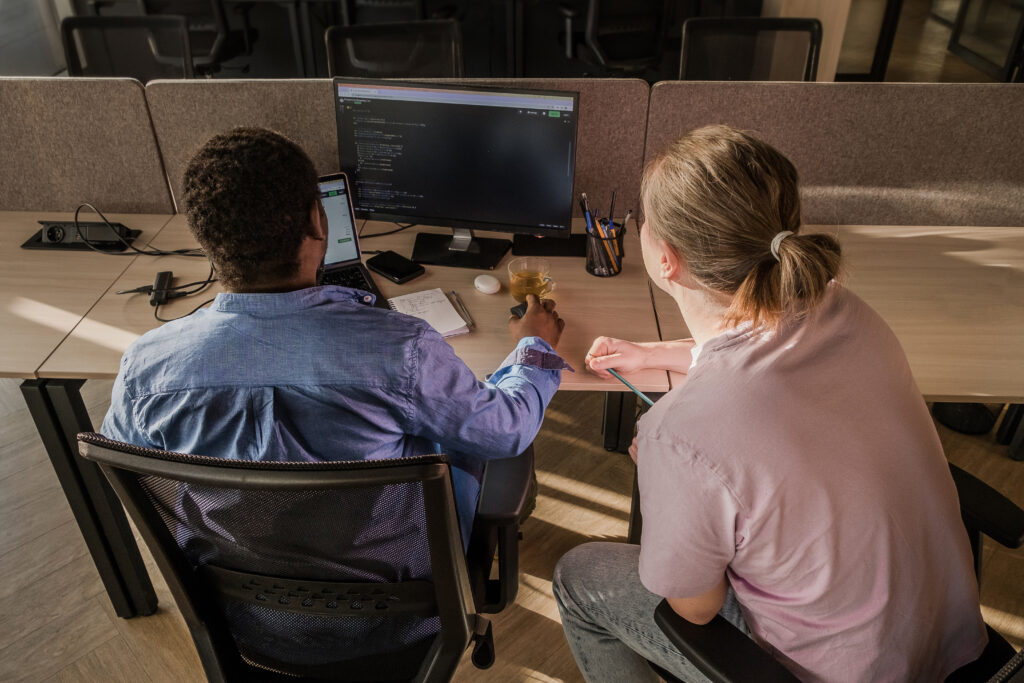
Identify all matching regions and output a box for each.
[145,78,649,218]
[0,77,173,213]
[146,79,336,212]
[644,82,1024,226]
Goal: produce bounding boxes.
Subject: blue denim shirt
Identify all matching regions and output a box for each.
[101,285,569,541]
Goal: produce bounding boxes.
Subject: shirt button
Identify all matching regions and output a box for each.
[363,295,373,303]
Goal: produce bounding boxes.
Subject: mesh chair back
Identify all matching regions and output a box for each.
[341,0,424,25]
[61,15,195,80]
[679,17,822,81]
[326,19,463,78]
[585,0,667,68]
[139,0,232,63]
[78,433,476,681]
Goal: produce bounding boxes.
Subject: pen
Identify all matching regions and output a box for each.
[449,290,475,329]
[581,193,594,234]
[607,369,655,407]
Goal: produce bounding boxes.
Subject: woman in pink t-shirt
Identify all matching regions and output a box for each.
[553,125,986,682]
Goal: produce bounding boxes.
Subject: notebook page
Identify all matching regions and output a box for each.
[388,288,469,337]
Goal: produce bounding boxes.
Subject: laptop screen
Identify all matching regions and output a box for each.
[319,177,360,266]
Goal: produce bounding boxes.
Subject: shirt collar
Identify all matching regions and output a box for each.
[211,285,377,313]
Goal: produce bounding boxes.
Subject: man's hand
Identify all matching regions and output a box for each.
[585,336,650,379]
[628,436,638,465]
[509,294,565,349]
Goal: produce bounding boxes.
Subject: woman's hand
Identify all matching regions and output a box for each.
[585,336,650,378]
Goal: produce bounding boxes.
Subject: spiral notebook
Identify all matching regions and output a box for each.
[387,288,469,338]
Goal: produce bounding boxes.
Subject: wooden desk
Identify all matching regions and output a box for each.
[43,216,670,394]
[1,211,173,622]
[652,225,1024,403]
[0,212,172,379]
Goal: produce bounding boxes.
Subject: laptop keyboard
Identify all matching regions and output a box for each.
[322,266,375,292]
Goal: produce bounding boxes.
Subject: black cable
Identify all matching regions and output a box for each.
[116,261,217,297]
[173,261,217,296]
[74,203,206,257]
[359,222,417,239]
[154,296,216,323]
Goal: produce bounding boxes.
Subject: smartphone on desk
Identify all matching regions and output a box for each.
[366,250,425,284]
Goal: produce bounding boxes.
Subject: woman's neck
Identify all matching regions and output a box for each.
[670,283,734,347]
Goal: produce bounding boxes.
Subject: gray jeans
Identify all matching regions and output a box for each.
[553,542,751,683]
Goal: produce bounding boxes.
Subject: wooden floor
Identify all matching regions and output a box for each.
[0,376,1021,682]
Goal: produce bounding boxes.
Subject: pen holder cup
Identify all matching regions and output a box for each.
[586,220,625,277]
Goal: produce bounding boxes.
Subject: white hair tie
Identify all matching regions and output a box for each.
[770,231,795,261]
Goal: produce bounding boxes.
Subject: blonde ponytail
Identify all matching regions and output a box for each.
[642,125,841,329]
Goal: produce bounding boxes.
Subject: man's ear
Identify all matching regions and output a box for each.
[309,201,326,241]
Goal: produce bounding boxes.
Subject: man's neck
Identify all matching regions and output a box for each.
[229,275,317,294]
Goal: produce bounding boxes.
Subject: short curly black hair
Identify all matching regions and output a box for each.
[182,127,319,290]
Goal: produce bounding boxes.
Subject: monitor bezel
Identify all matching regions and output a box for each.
[333,77,579,240]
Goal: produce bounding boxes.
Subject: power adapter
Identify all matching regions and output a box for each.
[150,271,174,307]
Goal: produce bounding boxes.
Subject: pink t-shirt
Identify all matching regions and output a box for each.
[637,283,986,682]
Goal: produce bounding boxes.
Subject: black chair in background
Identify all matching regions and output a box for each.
[679,16,822,81]
[78,432,533,681]
[339,0,457,25]
[948,0,1024,82]
[649,463,1024,683]
[582,0,671,74]
[340,0,422,24]
[325,19,463,77]
[137,0,255,74]
[61,15,195,80]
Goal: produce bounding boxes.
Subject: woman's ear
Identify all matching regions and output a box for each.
[658,238,682,282]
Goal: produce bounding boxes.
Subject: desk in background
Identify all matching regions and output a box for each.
[36,214,668,617]
[652,225,1024,403]
[1,211,174,621]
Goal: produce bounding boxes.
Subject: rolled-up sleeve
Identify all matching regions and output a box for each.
[405,332,568,465]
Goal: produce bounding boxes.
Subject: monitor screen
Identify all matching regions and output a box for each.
[334,80,578,238]
[318,176,359,266]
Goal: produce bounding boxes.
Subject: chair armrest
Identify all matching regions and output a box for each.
[653,600,798,683]
[475,447,533,525]
[950,463,1024,549]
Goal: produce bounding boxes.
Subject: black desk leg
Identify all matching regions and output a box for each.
[602,392,636,453]
[298,0,315,77]
[285,2,308,76]
[996,404,1024,461]
[21,379,157,618]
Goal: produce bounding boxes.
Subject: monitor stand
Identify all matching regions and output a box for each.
[412,228,511,270]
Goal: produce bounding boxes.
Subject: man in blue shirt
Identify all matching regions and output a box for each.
[100,129,568,661]
[103,126,567,532]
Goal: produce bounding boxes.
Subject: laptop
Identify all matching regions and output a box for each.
[317,172,388,309]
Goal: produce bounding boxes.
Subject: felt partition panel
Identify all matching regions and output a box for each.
[644,82,1024,226]
[146,78,649,219]
[0,78,173,213]
[146,79,337,212]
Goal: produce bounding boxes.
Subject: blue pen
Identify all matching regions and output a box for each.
[607,369,655,407]
[581,192,594,233]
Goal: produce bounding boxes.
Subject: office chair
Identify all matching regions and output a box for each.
[137,0,255,75]
[648,463,1024,683]
[679,16,822,81]
[582,0,670,74]
[78,432,533,681]
[325,19,463,78]
[339,0,457,25]
[61,15,196,80]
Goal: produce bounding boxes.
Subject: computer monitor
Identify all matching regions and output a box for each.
[334,79,579,269]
